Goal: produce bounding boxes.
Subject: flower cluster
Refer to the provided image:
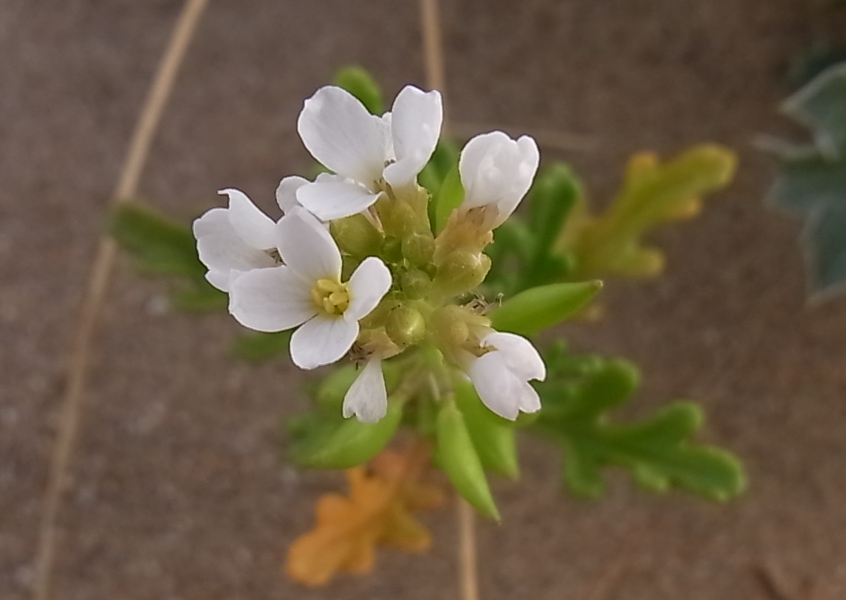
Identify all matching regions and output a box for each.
[194,85,545,423]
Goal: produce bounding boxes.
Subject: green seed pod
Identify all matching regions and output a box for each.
[435,401,500,521]
[385,305,426,347]
[429,305,470,347]
[490,280,603,336]
[454,380,519,479]
[330,214,383,258]
[434,250,491,296]
[399,268,431,300]
[290,402,404,469]
[401,231,435,268]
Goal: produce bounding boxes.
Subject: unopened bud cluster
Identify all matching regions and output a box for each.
[194,85,545,423]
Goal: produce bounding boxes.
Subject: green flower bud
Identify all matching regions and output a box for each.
[435,250,491,296]
[384,199,418,237]
[399,268,431,299]
[329,214,383,258]
[429,305,470,347]
[402,231,435,268]
[381,236,404,263]
[385,305,426,347]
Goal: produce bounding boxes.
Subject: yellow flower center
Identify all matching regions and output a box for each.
[311,278,351,316]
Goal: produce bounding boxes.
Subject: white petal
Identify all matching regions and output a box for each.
[516,380,542,413]
[296,179,382,221]
[194,208,276,292]
[458,132,540,226]
[297,86,389,186]
[275,207,342,281]
[290,314,359,370]
[228,266,315,332]
[467,352,524,420]
[345,257,392,322]
[276,176,309,213]
[383,86,443,189]
[218,189,278,250]
[342,358,388,423]
[481,332,546,381]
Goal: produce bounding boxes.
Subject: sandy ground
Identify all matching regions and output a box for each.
[3,1,846,598]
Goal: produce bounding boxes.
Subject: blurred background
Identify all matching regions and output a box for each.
[3,1,846,598]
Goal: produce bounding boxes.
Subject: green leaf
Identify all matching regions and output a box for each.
[289,401,404,470]
[804,205,846,296]
[528,163,582,259]
[767,145,846,213]
[435,401,500,520]
[490,280,603,336]
[454,380,519,479]
[419,139,460,199]
[233,331,292,363]
[533,356,746,502]
[333,66,383,115]
[111,203,205,278]
[431,164,465,234]
[782,62,846,154]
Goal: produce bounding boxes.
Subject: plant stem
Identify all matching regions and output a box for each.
[31,2,209,599]
[457,497,480,600]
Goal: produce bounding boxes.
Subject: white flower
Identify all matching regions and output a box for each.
[228,207,392,370]
[343,357,387,423]
[295,84,443,221]
[464,331,546,420]
[458,131,540,228]
[193,189,283,292]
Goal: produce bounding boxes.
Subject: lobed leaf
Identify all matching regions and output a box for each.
[533,354,746,501]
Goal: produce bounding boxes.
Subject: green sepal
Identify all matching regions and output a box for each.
[533,357,746,502]
[435,401,500,520]
[333,66,383,115]
[289,401,404,469]
[233,331,292,363]
[454,380,519,479]
[490,280,603,336]
[431,164,465,234]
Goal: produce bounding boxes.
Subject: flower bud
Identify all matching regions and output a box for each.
[380,236,404,263]
[329,214,382,258]
[383,199,418,237]
[429,305,470,347]
[385,305,426,347]
[402,231,435,268]
[434,250,491,296]
[399,268,431,300]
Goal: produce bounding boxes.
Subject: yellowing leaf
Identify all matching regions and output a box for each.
[285,445,445,587]
[561,145,737,279]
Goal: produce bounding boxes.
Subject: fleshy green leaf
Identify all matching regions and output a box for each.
[804,205,846,295]
[333,66,383,115]
[454,380,519,479]
[233,331,292,363]
[111,202,204,278]
[290,401,404,470]
[533,355,745,501]
[490,280,603,336]
[111,202,226,312]
[419,139,460,200]
[764,63,846,296]
[528,164,582,260]
[435,401,500,520]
